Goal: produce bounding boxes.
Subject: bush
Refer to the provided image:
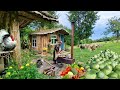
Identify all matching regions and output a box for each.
[65,35,78,46]
[80,39,93,44]
[2,60,50,79]
[1,50,52,79]
[3,62,38,79]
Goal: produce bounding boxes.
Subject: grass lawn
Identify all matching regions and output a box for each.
[72,41,120,64]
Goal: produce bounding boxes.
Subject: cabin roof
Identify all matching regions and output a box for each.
[30,28,69,35]
[29,11,58,21]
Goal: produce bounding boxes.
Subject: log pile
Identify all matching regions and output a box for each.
[43,67,55,76]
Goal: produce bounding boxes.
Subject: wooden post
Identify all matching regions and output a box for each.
[71,22,75,59]
[10,19,21,62]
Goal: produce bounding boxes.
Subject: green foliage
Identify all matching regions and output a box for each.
[93,36,120,43]
[94,37,111,42]
[67,11,99,44]
[21,50,39,62]
[20,26,34,49]
[65,35,78,46]
[80,38,93,44]
[105,16,120,42]
[3,62,38,79]
[64,27,78,45]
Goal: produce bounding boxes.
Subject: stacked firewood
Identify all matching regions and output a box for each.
[43,67,55,76]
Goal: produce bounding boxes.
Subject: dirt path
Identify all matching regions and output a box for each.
[32,58,67,78]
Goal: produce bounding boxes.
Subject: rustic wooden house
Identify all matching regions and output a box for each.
[0,11,58,61]
[30,28,69,54]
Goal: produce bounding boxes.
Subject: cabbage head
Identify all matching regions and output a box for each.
[99,63,105,69]
[101,65,112,75]
[97,71,105,79]
[91,63,99,70]
[114,64,120,71]
[115,70,120,79]
[85,70,96,79]
[108,72,118,79]
[103,75,109,79]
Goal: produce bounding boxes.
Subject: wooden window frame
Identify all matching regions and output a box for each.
[32,36,37,47]
[50,34,57,45]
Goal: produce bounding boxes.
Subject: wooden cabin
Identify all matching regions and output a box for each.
[0,11,58,62]
[30,28,69,55]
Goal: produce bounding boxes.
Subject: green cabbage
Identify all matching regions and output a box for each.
[101,66,112,75]
[106,65,112,70]
[97,71,105,79]
[87,68,91,71]
[108,72,118,79]
[86,49,120,79]
[99,63,105,69]
[96,59,100,62]
[111,61,118,68]
[91,63,99,70]
[103,75,109,79]
[85,70,96,79]
[85,65,90,69]
[109,77,117,79]
[115,70,120,79]
[97,61,104,65]
[114,64,120,71]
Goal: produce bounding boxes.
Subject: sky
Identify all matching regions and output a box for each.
[57,11,120,40]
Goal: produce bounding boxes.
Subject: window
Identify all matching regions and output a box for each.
[32,36,37,47]
[50,34,57,45]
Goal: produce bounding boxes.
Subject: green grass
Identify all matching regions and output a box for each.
[72,41,120,64]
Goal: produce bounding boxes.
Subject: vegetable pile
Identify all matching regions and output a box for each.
[60,64,86,79]
[84,49,120,79]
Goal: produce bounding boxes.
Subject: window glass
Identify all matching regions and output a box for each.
[32,36,37,47]
[50,34,57,44]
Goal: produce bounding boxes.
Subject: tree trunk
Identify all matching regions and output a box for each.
[9,13,21,62]
[116,30,119,43]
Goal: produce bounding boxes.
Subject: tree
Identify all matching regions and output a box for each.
[67,11,99,45]
[104,16,120,42]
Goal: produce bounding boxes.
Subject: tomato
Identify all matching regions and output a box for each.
[66,66,71,71]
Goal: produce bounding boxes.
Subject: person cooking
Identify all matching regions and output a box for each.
[53,39,62,64]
